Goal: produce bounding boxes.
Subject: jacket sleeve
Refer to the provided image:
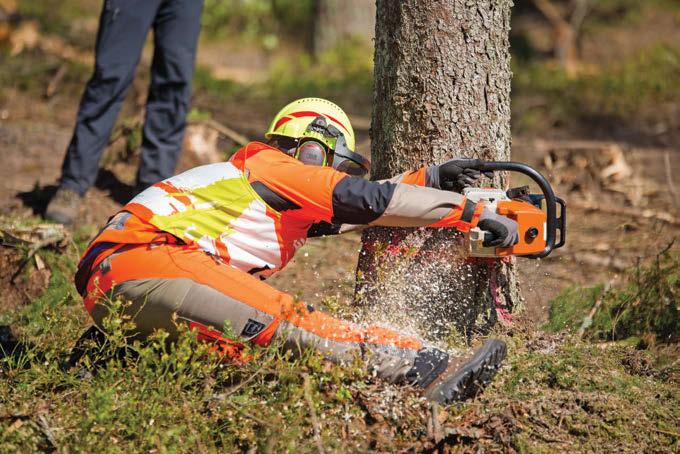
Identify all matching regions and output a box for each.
[381,168,427,186]
[307,167,432,237]
[329,175,484,231]
[250,149,482,231]
[380,166,443,187]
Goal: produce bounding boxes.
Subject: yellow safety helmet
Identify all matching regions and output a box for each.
[266,97,370,177]
[266,97,356,152]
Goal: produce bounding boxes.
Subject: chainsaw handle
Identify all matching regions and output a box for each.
[479,230,495,246]
[476,161,564,258]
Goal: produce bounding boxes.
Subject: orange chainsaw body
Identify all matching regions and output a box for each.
[462,162,565,259]
[493,200,546,256]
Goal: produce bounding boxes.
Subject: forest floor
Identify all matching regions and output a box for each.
[1,1,680,451]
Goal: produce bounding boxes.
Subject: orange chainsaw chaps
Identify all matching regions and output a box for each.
[188,321,252,364]
[494,200,547,257]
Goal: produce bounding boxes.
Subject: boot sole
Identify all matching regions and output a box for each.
[424,339,507,404]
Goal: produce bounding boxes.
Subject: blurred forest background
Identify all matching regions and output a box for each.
[0,0,678,451]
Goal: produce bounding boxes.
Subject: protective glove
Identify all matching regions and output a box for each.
[434,158,493,192]
[477,208,519,248]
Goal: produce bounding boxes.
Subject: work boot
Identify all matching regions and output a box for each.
[44,187,82,225]
[423,339,506,403]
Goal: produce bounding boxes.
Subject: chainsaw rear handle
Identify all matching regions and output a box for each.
[477,161,566,259]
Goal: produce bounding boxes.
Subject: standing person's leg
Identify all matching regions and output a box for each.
[48,0,162,224]
[136,0,204,189]
[61,0,162,195]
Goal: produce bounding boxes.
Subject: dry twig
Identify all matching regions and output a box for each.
[223,401,268,426]
[37,414,58,450]
[578,281,612,338]
[303,374,325,454]
[430,403,443,444]
[219,354,275,398]
[1,224,66,284]
[45,64,67,99]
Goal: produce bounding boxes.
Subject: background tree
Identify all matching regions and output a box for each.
[531,0,590,76]
[355,0,520,341]
[312,0,375,55]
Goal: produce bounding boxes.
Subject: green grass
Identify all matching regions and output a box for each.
[0,216,678,451]
[258,38,374,112]
[202,0,315,48]
[581,0,680,32]
[0,47,91,100]
[491,335,679,451]
[545,284,605,333]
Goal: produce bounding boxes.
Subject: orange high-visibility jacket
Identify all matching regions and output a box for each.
[78,142,484,282]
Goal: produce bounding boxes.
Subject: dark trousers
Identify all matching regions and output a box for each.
[60,0,204,195]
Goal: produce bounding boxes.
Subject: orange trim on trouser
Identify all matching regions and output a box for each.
[83,242,423,355]
[188,321,250,363]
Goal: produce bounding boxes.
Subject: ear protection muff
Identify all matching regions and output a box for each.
[285,116,371,177]
[293,139,329,167]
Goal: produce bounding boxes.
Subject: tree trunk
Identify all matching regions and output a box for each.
[354,0,520,343]
[313,0,376,55]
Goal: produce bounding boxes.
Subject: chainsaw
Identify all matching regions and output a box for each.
[464,162,566,259]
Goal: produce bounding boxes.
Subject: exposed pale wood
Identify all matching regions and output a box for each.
[188,118,249,146]
[431,403,443,444]
[664,151,680,207]
[578,282,612,337]
[36,414,58,451]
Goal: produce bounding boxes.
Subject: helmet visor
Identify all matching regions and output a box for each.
[329,132,370,177]
[332,149,370,178]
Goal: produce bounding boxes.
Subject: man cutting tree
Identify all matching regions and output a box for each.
[75,98,517,404]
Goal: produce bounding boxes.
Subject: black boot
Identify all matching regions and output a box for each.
[422,339,507,403]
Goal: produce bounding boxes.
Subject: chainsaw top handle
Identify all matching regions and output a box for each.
[477,161,566,259]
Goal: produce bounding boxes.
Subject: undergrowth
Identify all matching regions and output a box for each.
[547,250,680,345]
[0,219,678,451]
[513,44,680,132]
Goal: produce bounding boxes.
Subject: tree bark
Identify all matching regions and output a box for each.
[355,0,520,342]
[313,0,376,55]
